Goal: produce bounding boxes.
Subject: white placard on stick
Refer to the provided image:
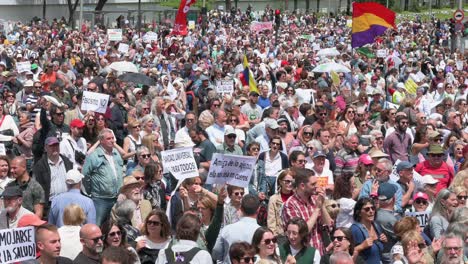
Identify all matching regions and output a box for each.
[376,49,387,58]
[143,32,158,42]
[206,153,256,188]
[405,211,430,227]
[16,62,31,73]
[216,80,234,96]
[161,147,198,180]
[0,143,5,155]
[107,29,123,41]
[0,226,36,264]
[118,43,129,54]
[81,91,110,114]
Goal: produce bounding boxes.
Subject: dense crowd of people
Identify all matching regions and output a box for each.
[0,5,467,264]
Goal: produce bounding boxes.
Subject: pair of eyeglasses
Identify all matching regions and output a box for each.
[415,199,428,205]
[271,142,281,146]
[213,104,220,108]
[140,154,151,159]
[227,134,237,139]
[303,132,313,136]
[282,180,295,185]
[457,195,467,200]
[133,125,141,129]
[327,203,340,209]
[230,119,238,123]
[296,160,307,164]
[263,237,277,245]
[108,231,121,237]
[250,148,259,151]
[362,206,375,212]
[147,220,161,226]
[134,176,144,181]
[55,112,64,116]
[88,235,104,243]
[347,111,355,114]
[429,154,444,158]
[234,192,244,196]
[238,257,254,263]
[332,236,347,242]
[319,113,327,116]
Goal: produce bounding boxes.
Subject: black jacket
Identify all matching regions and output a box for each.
[32,154,74,205]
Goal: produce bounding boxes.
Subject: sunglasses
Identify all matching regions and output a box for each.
[213,104,220,108]
[250,148,260,151]
[108,231,121,237]
[147,220,161,226]
[271,142,281,146]
[347,111,355,114]
[319,113,327,116]
[415,199,428,205]
[234,192,245,196]
[303,132,313,136]
[88,235,104,243]
[362,206,376,212]
[227,134,237,139]
[230,119,238,122]
[238,257,254,263]
[332,236,347,242]
[133,125,141,129]
[327,203,340,208]
[263,237,277,245]
[55,112,64,116]
[282,179,295,185]
[140,154,151,159]
[457,195,467,200]
[429,154,444,158]
[134,176,144,181]
[296,160,307,164]
[376,137,384,140]
[97,118,105,121]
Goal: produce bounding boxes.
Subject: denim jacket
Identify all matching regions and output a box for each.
[82,146,124,199]
[351,221,384,264]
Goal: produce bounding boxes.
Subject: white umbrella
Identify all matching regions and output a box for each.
[316,48,340,57]
[109,61,138,73]
[312,62,351,73]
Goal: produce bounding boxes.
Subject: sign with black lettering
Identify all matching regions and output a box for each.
[0,226,36,263]
[206,154,256,188]
[406,211,429,228]
[81,91,110,114]
[161,147,198,180]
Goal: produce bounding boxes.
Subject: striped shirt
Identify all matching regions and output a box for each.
[49,157,68,201]
[25,94,41,123]
[334,148,359,179]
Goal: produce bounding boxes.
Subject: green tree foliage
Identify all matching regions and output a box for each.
[158,0,216,10]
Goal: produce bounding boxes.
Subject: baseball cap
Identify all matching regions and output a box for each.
[396,82,405,90]
[427,144,444,154]
[377,182,397,200]
[66,169,84,184]
[265,119,279,130]
[45,136,59,145]
[372,89,383,95]
[24,80,34,87]
[17,214,47,228]
[313,151,327,159]
[421,175,439,185]
[224,127,236,136]
[1,186,23,198]
[371,75,379,80]
[413,191,429,201]
[396,161,414,172]
[31,63,38,70]
[358,154,373,165]
[70,119,85,128]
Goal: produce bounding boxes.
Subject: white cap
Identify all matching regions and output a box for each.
[421,175,439,185]
[66,169,84,184]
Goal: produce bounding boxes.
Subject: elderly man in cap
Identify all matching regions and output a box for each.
[0,186,34,228]
[395,161,416,208]
[16,79,34,109]
[34,136,74,210]
[255,119,281,152]
[415,144,454,195]
[60,119,87,168]
[48,169,96,227]
[241,91,263,127]
[375,182,399,264]
[216,127,244,155]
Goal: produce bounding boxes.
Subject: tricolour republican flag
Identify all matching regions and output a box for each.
[243,55,259,94]
[351,2,396,48]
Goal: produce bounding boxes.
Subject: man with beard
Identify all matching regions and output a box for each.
[439,233,465,264]
[277,117,294,152]
[60,119,87,168]
[74,224,104,264]
[1,186,33,228]
[384,115,412,163]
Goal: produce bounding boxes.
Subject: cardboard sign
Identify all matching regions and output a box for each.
[16,62,31,73]
[376,49,387,58]
[81,91,110,114]
[405,211,429,227]
[117,43,129,54]
[206,154,256,188]
[216,80,234,96]
[143,32,158,42]
[161,147,198,180]
[317,176,329,188]
[0,226,36,264]
[0,144,5,155]
[107,29,123,41]
[250,21,273,32]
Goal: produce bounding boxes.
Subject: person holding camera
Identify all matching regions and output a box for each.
[60,118,88,169]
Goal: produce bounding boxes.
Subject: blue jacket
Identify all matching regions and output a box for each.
[359,179,404,214]
[82,146,124,199]
[351,221,384,264]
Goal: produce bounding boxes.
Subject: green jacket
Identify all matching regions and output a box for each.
[82,146,124,199]
[278,242,316,264]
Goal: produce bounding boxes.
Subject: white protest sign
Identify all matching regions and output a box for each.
[16,62,31,73]
[161,147,198,180]
[376,49,387,58]
[389,159,424,190]
[188,21,195,30]
[143,32,158,43]
[0,144,5,155]
[216,80,234,96]
[0,226,36,263]
[81,91,110,114]
[107,29,122,41]
[118,43,129,54]
[250,21,273,32]
[206,154,256,188]
[405,211,430,227]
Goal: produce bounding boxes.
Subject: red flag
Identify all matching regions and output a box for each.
[172,0,197,35]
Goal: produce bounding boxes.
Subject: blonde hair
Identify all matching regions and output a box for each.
[324,199,340,220]
[63,204,86,226]
[450,170,468,190]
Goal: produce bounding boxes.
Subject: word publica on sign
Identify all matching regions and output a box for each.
[209,171,249,182]
[211,158,253,170]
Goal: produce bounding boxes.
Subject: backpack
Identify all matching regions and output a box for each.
[257,200,268,226]
[138,247,161,264]
[164,247,201,264]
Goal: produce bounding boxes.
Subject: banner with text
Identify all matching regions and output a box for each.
[16,62,31,73]
[161,147,198,180]
[0,226,36,264]
[107,29,123,41]
[81,91,110,114]
[216,80,234,96]
[206,154,256,188]
[405,211,429,227]
[250,21,273,32]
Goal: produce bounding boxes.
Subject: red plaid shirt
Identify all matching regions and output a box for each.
[281,193,324,255]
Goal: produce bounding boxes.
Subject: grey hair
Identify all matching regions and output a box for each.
[370,130,383,142]
[114,199,136,222]
[330,251,353,264]
[448,206,467,223]
[446,222,467,240]
[345,133,358,141]
[307,139,323,151]
[442,232,463,249]
[136,146,149,157]
[139,114,153,127]
[98,128,114,141]
[431,188,455,219]
[377,158,393,171]
[213,109,224,119]
[135,100,148,116]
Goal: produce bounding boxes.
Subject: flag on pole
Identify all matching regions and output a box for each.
[243,55,259,94]
[172,0,197,35]
[351,2,396,48]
